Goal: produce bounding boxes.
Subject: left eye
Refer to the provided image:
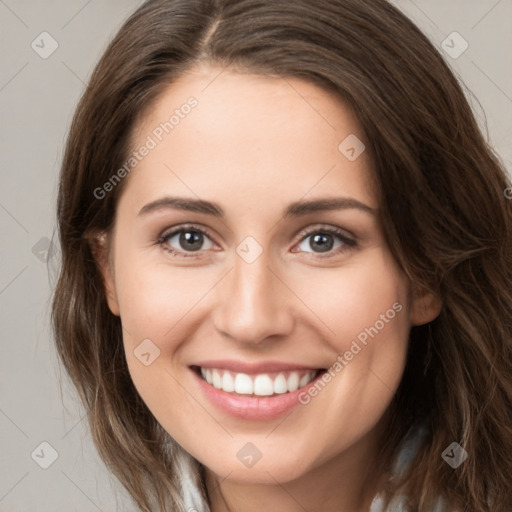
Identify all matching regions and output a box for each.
[161,228,215,253]
[295,230,353,254]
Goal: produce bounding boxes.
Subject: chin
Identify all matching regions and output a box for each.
[203,451,313,485]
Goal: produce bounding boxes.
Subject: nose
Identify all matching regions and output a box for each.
[212,249,295,346]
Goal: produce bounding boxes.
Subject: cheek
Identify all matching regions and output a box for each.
[114,254,214,345]
[292,248,409,347]
[112,256,208,434]
[290,250,410,439]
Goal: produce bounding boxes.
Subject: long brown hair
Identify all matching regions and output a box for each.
[52,0,512,510]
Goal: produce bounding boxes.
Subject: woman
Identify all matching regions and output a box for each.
[51,0,512,510]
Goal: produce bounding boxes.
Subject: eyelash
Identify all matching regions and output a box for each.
[156,223,357,259]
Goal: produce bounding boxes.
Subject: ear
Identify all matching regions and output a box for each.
[89,232,120,316]
[409,283,442,326]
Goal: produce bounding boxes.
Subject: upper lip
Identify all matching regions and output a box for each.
[191,359,324,374]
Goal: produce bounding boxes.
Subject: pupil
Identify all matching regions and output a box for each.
[311,233,333,252]
[180,230,203,251]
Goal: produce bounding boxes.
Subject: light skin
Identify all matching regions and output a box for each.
[93,63,442,512]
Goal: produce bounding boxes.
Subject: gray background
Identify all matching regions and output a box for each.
[0,1,511,511]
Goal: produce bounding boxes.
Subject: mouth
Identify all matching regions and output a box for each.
[191,365,326,397]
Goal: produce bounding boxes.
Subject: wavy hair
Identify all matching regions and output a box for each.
[51,0,512,510]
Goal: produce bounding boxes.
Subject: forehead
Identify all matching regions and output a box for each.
[121,64,377,216]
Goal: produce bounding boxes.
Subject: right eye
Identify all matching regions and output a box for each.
[157,225,217,258]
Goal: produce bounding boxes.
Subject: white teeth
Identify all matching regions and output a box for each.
[222,371,235,392]
[273,373,288,394]
[201,367,212,384]
[234,373,253,394]
[299,373,312,388]
[199,367,319,396]
[253,375,274,396]
[212,369,222,389]
[287,372,300,392]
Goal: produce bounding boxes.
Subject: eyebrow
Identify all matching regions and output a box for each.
[137,196,377,218]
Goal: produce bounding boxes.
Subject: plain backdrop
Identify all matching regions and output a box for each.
[0,1,511,511]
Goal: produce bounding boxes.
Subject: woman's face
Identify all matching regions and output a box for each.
[98,64,440,486]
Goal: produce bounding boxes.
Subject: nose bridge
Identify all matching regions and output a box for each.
[212,245,294,344]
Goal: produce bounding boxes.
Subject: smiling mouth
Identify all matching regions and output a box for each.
[191,365,326,397]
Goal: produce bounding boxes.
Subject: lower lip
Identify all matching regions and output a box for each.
[190,367,326,420]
